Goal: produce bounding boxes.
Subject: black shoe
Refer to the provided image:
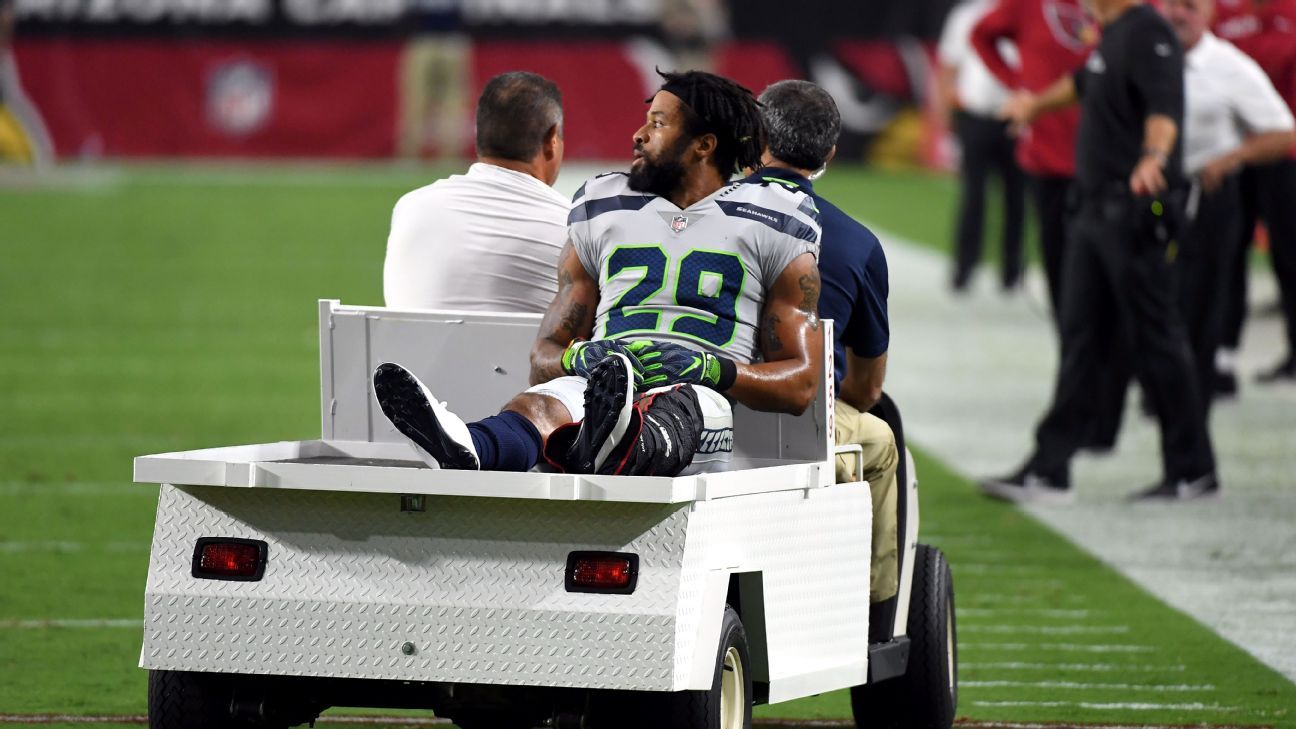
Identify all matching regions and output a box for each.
[565,353,637,474]
[980,466,1074,505]
[1212,369,1238,400]
[373,363,479,470]
[1129,472,1220,501]
[1256,356,1296,384]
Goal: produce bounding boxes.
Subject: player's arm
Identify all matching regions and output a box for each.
[728,253,825,415]
[530,242,598,385]
[839,351,888,413]
[1002,75,1077,134]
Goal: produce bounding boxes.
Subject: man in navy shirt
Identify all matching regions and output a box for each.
[748,80,897,603]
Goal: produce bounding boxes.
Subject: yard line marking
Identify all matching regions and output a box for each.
[959,608,1096,619]
[0,541,148,553]
[961,625,1130,635]
[972,700,1238,711]
[0,619,142,629]
[961,680,1215,691]
[962,661,1186,671]
[962,642,1155,653]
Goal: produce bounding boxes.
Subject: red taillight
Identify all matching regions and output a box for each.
[192,538,267,581]
[566,552,639,594]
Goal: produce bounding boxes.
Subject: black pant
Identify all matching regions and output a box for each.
[1028,174,1073,318]
[1220,159,1296,356]
[1178,176,1242,411]
[1031,190,1215,482]
[953,112,1026,288]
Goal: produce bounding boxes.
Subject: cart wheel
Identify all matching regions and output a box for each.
[589,605,751,729]
[148,669,234,729]
[849,544,957,729]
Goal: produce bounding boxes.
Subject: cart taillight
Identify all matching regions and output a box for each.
[566,552,639,594]
[192,538,267,581]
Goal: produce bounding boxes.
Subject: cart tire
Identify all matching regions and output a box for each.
[148,669,235,729]
[849,544,957,729]
[591,605,751,729]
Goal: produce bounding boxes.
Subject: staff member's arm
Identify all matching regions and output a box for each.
[1200,51,1296,193]
[1129,21,1187,197]
[1001,76,1078,134]
[971,0,1025,90]
[839,351,887,413]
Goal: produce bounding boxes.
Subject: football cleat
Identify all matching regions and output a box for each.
[372,362,479,470]
[979,467,1074,506]
[564,352,638,474]
[1129,472,1220,501]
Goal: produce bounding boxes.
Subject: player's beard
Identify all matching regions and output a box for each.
[628,136,691,198]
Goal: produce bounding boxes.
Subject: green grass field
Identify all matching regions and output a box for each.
[1,164,1293,728]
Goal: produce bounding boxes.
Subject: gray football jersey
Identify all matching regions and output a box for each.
[569,173,821,364]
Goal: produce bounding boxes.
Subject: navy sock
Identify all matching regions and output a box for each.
[468,411,542,471]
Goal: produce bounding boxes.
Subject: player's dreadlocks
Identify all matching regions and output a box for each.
[655,69,766,177]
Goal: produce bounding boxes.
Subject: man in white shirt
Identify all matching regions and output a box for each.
[1166,0,1296,407]
[937,0,1026,291]
[383,71,570,313]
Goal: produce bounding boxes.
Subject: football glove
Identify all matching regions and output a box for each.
[625,340,737,391]
[561,339,644,385]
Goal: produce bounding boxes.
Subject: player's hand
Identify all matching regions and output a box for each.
[562,339,644,385]
[626,340,727,390]
[1000,91,1037,136]
[1130,155,1168,197]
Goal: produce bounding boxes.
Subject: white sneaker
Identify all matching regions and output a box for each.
[980,470,1075,506]
[372,363,479,470]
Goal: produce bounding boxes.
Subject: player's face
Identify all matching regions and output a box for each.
[628,91,694,196]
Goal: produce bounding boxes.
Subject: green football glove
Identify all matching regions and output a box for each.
[561,339,644,385]
[624,340,737,391]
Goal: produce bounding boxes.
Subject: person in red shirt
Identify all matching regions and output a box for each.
[1212,0,1296,385]
[971,0,1095,315]
[972,0,1129,451]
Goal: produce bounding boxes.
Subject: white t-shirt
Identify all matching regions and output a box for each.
[1183,32,1295,175]
[937,0,1019,118]
[383,162,570,313]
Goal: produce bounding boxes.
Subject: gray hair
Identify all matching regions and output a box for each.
[475,71,563,162]
[758,80,841,171]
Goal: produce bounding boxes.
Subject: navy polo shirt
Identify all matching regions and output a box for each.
[741,168,889,390]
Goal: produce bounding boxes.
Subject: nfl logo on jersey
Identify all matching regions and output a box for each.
[671,215,690,233]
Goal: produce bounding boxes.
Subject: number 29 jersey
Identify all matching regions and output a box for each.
[568,173,821,365]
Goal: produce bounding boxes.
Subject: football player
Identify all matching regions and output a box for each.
[374,69,824,477]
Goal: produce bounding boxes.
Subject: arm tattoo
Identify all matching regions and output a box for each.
[763,311,783,353]
[798,272,822,331]
[560,301,589,337]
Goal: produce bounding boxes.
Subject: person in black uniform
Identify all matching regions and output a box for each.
[981,0,1219,502]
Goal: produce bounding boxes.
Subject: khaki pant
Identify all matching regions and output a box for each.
[397,35,471,161]
[834,400,899,603]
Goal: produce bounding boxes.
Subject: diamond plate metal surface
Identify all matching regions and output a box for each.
[144,485,690,690]
[143,481,872,697]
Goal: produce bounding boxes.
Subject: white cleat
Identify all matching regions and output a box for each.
[372,363,479,470]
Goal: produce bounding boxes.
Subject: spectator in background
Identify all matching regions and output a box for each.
[1168,0,1296,407]
[0,0,53,166]
[973,0,1130,452]
[384,72,569,313]
[397,0,469,161]
[984,0,1219,502]
[1211,0,1296,387]
[938,0,1027,292]
[971,0,1094,314]
[749,80,899,607]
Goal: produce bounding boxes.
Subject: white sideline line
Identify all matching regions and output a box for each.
[960,608,1096,619]
[962,680,1215,692]
[951,564,1053,575]
[962,662,1187,672]
[961,625,1130,635]
[972,700,1238,711]
[0,619,142,629]
[0,541,148,553]
[962,642,1156,653]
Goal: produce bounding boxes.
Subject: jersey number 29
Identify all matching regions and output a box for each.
[603,245,746,348]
